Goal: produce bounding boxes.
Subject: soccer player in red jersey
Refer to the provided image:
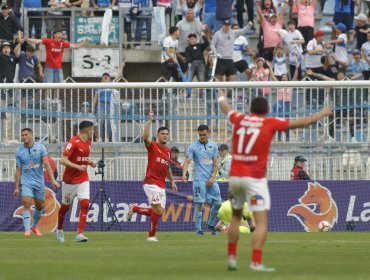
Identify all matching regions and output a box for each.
[217,91,332,272]
[127,112,178,241]
[56,121,97,243]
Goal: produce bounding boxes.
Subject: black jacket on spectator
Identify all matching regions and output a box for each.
[355,24,370,50]
[0,53,18,83]
[185,36,209,64]
[0,13,23,41]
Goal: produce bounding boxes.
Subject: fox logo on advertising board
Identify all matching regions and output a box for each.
[13,187,60,232]
[287,182,338,232]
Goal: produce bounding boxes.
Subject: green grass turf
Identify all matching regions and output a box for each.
[0,232,369,280]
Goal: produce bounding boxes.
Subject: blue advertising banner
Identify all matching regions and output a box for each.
[1,181,369,232]
[74,16,119,44]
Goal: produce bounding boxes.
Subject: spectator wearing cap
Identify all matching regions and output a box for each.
[290,156,310,180]
[326,23,348,68]
[161,26,182,82]
[25,30,89,83]
[296,0,316,48]
[333,0,352,31]
[0,5,23,42]
[256,0,288,62]
[170,146,188,180]
[210,20,252,81]
[216,144,231,181]
[185,32,209,82]
[350,13,370,51]
[305,30,326,75]
[176,9,204,72]
[350,49,368,80]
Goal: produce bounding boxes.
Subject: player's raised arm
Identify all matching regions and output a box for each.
[43,157,60,189]
[217,90,233,115]
[288,107,332,129]
[143,111,154,148]
[60,154,87,171]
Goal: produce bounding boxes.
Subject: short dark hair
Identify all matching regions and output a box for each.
[287,20,296,26]
[250,97,269,115]
[53,29,62,35]
[79,120,94,131]
[25,45,35,52]
[157,126,169,134]
[169,26,179,35]
[187,33,197,38]
[197,124,209,132]
[21,128,33,134]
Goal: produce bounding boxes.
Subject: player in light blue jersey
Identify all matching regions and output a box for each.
[182,124,222,235]
[14,128,60,236]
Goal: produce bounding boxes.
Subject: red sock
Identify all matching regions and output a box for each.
[77,199,90,234]
[228,242,237,259]
[133,206,152,216]
[148,212,160,237]
[58,204,70,230]
[251,249,263,265]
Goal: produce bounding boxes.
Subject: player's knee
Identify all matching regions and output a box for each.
[80,199,90,211]
[22,201,32,210]
[196,203,203,211]
[152,204,163,215]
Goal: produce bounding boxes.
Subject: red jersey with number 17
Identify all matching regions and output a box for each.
[62,136,91,184]
[144,141,171,189]
[228,111,289,178]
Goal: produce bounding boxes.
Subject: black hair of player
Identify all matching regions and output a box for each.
[250,97,269,115]
[79,120,94,131]
[197,124,209,132]
[21,128,33,134]
[169,26,179,35]
[157,126,169,134]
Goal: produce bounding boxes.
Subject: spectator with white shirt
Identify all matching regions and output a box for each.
[305,30,326,74]
[161,26,182,81]
[326,23,348,69]
[361,32,370,79]
[286,20,304,80]
[272,45,288,80]
[296,0,315,48]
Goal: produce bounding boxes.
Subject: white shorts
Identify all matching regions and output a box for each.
[62,181,90,205]
[229,177,270,212]
[143,184,166,209]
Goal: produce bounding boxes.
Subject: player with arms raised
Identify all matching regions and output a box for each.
[56,121,97,243]
[217,91,332,272]
[14,128,60,236]
[127,112,177,241]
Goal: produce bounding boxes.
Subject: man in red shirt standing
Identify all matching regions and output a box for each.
[217,91,331,272]
[57,121,97,243]
[127,112,177,241]
[25,30,88,83]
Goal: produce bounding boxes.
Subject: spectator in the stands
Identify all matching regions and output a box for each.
[232,24,255,79]
[157,0,174,30]
[333,0,352,31]
[350,13,369,51]
[296,0,315,48]
[176,9,204,72]
[119,0,133,48]
[290,156,311,180]
[325,23,348,68]
[256,0,288,61]
[6,0,22,19]
[25,30,89,83]
[215,0,234,31]
[236,0,254,29]
[46,0,65,38]
[133,0,153,49]
[0,5,23,42]
[362,33,370,79]
[93,0,116,16]
[305,30,326,74]
[181,0,203,21]
[170,146,187,180]
[286,20,304,80]
[272,45,288,80]
[256,0,276,57]
[17,44,43,82]
[185,32,209,82]
[24,0,42,49]
[251,57,270,95]
[63,0,83,41]
[161,26,182,81]
[350,49,368,80]
[203,0,217,36]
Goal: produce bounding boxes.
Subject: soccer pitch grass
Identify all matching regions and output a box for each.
[0,232,369,280]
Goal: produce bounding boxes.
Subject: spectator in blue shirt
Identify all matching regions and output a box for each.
[93,0,117,16]
[350,49,368,80]
[133,0,153,49]
[333,0,352,31]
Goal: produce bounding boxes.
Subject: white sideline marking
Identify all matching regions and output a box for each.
[268,240,370,244]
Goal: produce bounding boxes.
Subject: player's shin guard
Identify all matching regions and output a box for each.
[208,202,221,227]
[58,204,70,230]
[148,212,160,237]
[32,208,43,228]
[133,206,152,216]
[78,199,90,234]
[194,203,203,232]
[22,211,31,232]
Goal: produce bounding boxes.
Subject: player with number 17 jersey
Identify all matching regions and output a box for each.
[228,111,289,179]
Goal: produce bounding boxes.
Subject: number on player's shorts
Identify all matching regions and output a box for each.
[152,194,160,203]
[236,127,260,154]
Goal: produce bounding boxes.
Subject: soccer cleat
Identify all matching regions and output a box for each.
[31,227,42,236]
[227,256,238,271]
[127,203,138,221]
[24,230,31,236]
[206,224,217,235]
[249,263,276,272]
[196,230,204,236]
[146,236,158,242]
[56,229,64,243]
[75,233,88,242]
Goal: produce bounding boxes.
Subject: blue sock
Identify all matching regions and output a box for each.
[22,211,31,231]
[194,203,203,232]
[32,208,43,228]
[208,202,221,227]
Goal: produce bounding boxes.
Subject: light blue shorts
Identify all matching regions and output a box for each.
[21,184,45,201]
[193,180,221,204]
[43,67,63,83]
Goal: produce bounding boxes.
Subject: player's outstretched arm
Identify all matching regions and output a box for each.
[60,155,87,171]
[43,158,60,189]
[217,90,233,115]
[143,111,154,148]
[288,107,332,129]
[182,158,192,182]
[14,167,21,198]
